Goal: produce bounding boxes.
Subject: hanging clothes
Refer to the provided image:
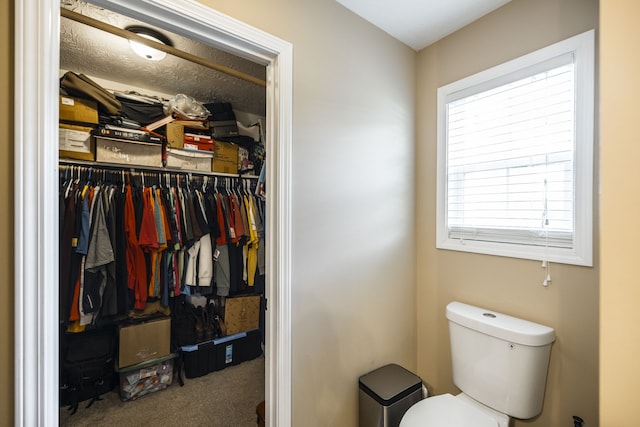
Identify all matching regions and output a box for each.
[58,165,262,320]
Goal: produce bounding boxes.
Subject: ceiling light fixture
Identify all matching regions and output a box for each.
[126,26,172,61]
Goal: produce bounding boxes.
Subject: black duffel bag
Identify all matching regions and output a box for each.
[60,326,118,414]
[60,71,122,116]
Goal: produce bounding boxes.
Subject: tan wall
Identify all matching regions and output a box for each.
[600,1,640,426]
[415,0,599,426]
[1,0,14,422]
[197,3,418,424]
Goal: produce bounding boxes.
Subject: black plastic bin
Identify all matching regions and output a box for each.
[358,364,424,427]
[181,329,262,378]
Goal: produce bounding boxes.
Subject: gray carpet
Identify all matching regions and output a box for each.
[60,355,265,426]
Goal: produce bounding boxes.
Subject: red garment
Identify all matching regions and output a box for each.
[68,274,81,322]
[124,184,148,310]
[231,195,245,240]
[138,188,159,252]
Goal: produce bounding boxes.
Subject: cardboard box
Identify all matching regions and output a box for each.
[117,354,175,401]
[212,140,239,174]
[59,124,95,161]
[95,137,163,168]
[59,95,99,125]
[166,147,214,172]
[212,159,238,174]
[118,317,171,368]
[224,295,260,336]
[166,121,210,149]
[184,142,214,152]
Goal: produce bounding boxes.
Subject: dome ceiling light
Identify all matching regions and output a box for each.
[126,26,172,61]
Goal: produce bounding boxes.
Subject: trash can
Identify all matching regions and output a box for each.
[358,363,425,427]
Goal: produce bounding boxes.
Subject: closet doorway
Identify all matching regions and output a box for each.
[14,0,292,426]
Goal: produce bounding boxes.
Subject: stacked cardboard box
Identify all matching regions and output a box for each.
[59,95,99,161]
[116,317,174,401]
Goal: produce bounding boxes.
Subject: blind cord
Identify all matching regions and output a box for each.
[541,178,552,287]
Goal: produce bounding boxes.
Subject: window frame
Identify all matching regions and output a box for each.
[436,30,595,266]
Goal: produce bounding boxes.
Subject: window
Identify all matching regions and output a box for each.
[436,30,594,266]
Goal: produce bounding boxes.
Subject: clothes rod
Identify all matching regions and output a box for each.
[60,7,267,88]
[59,158,259,179]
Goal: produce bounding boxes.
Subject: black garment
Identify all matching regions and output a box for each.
[101,186,118,317]
[180,187,194,245]
[192,190,210,235]
[186,191,203,240]
[114,188,129,314]
[59,185,78,324]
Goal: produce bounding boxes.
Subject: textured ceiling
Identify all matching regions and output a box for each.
[60,0,266,116]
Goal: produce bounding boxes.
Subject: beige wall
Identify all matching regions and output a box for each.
[600,1,640,426]
[198,3,418,424]
[1,0,14,422]
[415,0,600,426]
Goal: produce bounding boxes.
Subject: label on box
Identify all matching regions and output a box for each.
[59,128,92,153]
[61,96,75,106]
[225,344,233,364]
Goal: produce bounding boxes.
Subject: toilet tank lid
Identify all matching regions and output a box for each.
[446,302,556,346]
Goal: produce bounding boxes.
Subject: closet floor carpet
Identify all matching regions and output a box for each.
[60,355,265,427]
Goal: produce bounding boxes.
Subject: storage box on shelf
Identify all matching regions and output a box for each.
[166,147,214,172]
[95,137,163,168]
[183,135,214,152]
[59,95,99,125]
[166,120,210,149]
[59,123,95,161]
[212,140,239,174]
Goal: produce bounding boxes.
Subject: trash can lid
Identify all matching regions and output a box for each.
[359,363,422,405]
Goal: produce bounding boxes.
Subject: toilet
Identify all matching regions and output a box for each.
[401,301,555,427]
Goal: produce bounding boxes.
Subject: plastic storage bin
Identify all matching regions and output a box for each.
[359,364,424,427]
[180,329,262,378]
[117,353,175,401]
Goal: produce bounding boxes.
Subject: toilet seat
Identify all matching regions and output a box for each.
[400,394,499,427]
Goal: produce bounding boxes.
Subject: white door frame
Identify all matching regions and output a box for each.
[14,1,292,425]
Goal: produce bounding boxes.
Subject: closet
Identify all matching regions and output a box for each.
[58,0,267,423]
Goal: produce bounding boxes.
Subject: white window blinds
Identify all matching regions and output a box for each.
[446,57,575,249]
[436,30,594,266]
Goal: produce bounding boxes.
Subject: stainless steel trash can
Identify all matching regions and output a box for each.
[358,364,424,427]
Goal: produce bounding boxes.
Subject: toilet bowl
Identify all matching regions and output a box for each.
[400,393,509,427]
[399,302,555,426]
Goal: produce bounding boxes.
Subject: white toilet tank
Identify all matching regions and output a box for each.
[446,302,556,420]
